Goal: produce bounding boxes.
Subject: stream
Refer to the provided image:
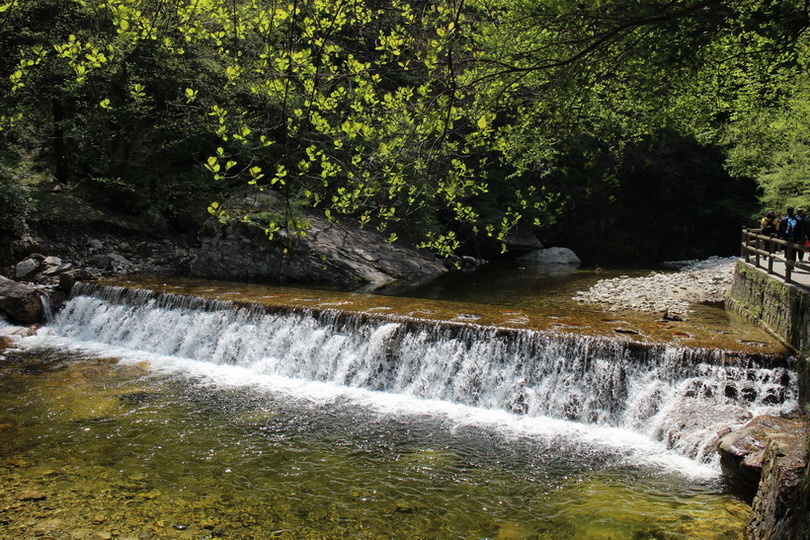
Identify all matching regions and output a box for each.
[0,263,797,539]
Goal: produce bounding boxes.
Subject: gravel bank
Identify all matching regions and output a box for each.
[573,256,738,319]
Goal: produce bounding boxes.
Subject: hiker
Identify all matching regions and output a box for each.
[779,206,800,261]
[760,210,779,257]
[761,210,778,235]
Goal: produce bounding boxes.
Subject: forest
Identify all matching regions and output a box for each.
[1,0,808,265]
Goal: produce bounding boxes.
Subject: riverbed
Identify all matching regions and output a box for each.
[0,264,793,538]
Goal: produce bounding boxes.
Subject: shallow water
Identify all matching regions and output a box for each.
[0,264,784,538]
[105,262,784,355]
[0,349,750,539]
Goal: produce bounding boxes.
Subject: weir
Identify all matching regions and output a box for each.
[49,282,799,464]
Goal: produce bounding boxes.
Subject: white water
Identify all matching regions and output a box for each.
[12,284,801,478]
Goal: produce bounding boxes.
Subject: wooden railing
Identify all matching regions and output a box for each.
[741,227,810,284]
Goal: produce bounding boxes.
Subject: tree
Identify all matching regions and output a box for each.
[1,0,807,259]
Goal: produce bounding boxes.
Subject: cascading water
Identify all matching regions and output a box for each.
[41,282,799,464]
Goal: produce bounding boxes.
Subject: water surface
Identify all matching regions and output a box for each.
[0,263,785,538]
[0,348,750,539]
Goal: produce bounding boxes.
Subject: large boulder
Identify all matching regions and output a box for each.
[717,415,806,503]
[190,191,447,289]
[0,276,45,324]
[502,229,544,252]
[735,416,808,539]
[516,247,581,265]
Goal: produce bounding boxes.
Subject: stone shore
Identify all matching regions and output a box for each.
[573,256,738,319]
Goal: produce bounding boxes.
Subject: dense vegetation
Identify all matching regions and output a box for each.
[1,0,808,265]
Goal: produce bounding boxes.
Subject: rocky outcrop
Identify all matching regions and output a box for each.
[191,218,447,289]
[0,275,45,324]
[718,416,799,499]
[744,420,808,539]
[716,414,808,539]
[516,247,580,265]
[189,192,447,289]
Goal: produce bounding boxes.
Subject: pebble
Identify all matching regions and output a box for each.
[573,256,738,318]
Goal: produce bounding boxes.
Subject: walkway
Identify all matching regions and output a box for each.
[746,257,810,289]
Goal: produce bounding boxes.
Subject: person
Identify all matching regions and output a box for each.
[796,208,807,262]
[779,206,800,261]
[761,210,778,235]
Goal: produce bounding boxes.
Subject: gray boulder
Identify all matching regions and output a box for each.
[0,276,44,324]
[15,258,39,279]
[516,247,581,265]
[502,230,543,252]
[190,191,447,289]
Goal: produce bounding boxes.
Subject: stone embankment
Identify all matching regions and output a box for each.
[0,232,196,323]
[573,256,737,319]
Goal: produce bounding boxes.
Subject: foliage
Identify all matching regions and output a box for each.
[724,73,810,214]
[0,0,807,259]
[0,166,32,238]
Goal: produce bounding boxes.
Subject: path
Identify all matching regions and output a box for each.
[748,257,810,289]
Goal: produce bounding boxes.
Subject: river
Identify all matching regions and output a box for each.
[0,263,797,538]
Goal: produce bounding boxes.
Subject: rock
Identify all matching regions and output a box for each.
[717,415,806,502]
[58,269,96,294]
[661,308,685,321]
[87,238,104,250]
[41,262,73,276]
[108,252,133,269]
[92,254,110,269]
[190,190,447,289]
[15,258,40,279]
[517,247,581,265]
[17,490,47,501]
[43,256,62,266]
[69,529,113,539]
[613,328,639,335]
[743,417,808,539]
[502,230,543,251]
[0,276,44,324]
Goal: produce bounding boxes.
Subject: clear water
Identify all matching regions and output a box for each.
[0,264,787,539]
[0,349,750,539]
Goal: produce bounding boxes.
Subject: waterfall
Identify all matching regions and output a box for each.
[47,283,798,463]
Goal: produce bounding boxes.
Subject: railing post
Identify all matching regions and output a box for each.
[767,235,774,273]
[741,227,749,263]
[786,241,793,283]
[756,234,762,267]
